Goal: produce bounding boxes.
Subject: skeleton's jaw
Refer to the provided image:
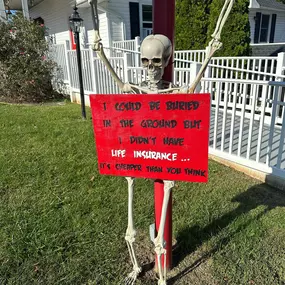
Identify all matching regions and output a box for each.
[147,68,164,91]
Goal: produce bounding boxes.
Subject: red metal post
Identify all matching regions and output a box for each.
[153,0,175,271]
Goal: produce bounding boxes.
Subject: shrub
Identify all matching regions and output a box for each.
[0,13,64,103]
[175,0,212,50]
[175,0,251,56]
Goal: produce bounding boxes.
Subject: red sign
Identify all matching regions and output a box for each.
[90,94,210,182]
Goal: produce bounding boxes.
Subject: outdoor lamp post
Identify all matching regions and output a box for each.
[69,5,86,119]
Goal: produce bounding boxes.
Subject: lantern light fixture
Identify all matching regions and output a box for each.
[69,5,83,34]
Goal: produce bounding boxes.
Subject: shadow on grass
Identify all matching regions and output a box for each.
[168,182,285,284]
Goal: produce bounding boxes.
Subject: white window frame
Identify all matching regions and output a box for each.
[139,3,153,39]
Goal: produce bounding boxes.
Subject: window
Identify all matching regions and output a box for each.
[141,5,152,38]
[259,14,270,42]
[142,5,152,23]
[129,2,152,39]
[254,12,277,44]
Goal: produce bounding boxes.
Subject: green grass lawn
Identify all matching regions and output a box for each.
[0,102,284,285]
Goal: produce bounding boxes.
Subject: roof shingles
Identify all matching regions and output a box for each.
[257,0,285,10]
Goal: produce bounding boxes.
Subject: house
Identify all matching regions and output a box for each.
[2,0,285,56]
[249,0,285,56]
[0,0,152,49]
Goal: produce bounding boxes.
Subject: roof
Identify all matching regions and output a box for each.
[257,0,285,11]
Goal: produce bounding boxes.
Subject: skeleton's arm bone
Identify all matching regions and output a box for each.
[157,87,182,93]
[211,0,234,40]
[128,84,153,94]
[128,84,181,94]
[187,0,234,93]
[188,41,222,93]
[89,0,100,37]
[94,42,133,92]
[89,0,133,93]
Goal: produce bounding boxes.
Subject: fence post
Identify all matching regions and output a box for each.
[276,52,285,80]
[189,62,202,93]
[204,47,212,79]
[134,36,141,67]
[89,47,98,94]
[275,52,285,120]
[203,49,212,93]
[64,40,73,99]
[123,53,131,83]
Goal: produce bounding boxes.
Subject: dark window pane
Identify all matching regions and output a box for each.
[143,22,152,28]
[260,29,268,42]
[260,14,270,42]
[143,5,152,22]
[261,15,270,29]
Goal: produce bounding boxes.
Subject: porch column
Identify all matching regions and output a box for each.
[21,0,29,19]
[0,0,6,20]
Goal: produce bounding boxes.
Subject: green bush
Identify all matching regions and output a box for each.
[175,0,251,56]
[0,14,63,103]
[175,0,212,50]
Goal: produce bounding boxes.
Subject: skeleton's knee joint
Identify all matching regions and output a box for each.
[154,238,166,256]
[125,230,137,243]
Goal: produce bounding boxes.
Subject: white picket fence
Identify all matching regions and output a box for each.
[201,78,285,178]
[49,41,285,179]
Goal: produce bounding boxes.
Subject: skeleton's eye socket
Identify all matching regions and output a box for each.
[141,58,149,66]
[152,58,162,65]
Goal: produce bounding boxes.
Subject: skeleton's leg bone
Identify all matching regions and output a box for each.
[124,177,141,284]
[154,180,175,285]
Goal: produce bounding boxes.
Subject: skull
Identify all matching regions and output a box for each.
[140,34,172,82]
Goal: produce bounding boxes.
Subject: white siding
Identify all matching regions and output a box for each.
[108,0,152,40]
[30,0,73,44]
[249,8,285,43]
[80,7,110,48]
[29,0,154,46]
[30,0,121,48]
[109,12,123,42]
[274,11,285,42]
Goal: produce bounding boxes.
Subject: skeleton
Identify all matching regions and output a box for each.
[88,0,234,284]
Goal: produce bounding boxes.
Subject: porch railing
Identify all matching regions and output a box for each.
[201,78,285,178]
[50,42,285,179]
